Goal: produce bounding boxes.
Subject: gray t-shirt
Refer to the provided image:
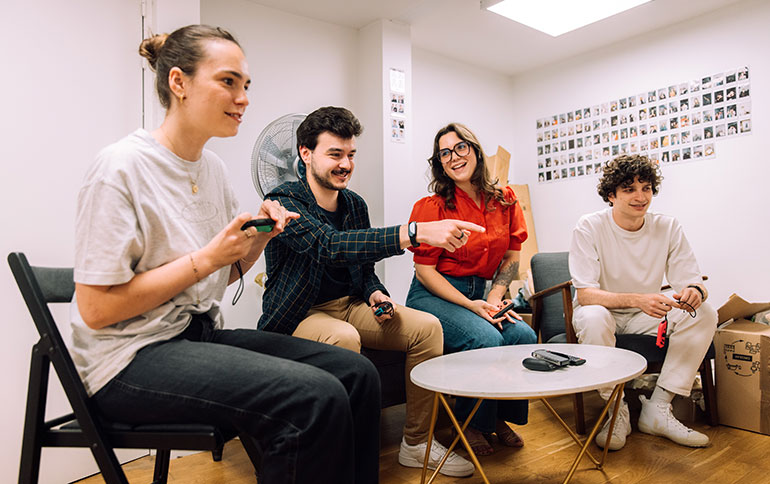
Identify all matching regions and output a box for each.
[70,129,239,396]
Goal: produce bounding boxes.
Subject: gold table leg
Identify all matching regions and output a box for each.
[420,393,490,484]
[550,382,626,484]
[420,382,626,484]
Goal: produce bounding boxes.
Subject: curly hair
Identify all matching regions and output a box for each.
[427,123,509,211]
[598,154,663,205]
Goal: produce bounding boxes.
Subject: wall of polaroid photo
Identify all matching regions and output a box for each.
[510,0,769,306]
[534,68,750,184]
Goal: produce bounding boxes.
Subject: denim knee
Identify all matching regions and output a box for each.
[461,326,505,350]
[502,321,537,345]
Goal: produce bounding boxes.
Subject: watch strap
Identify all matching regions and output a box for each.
[408,221,420,248]
[687,284,706,300]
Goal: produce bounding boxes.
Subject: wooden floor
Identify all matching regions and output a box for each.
[76,392,770,484]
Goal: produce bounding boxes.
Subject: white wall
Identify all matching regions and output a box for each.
[201,0,359,325]
[384,48,518,302]
[0,1,143,482]
[510,0,770,307]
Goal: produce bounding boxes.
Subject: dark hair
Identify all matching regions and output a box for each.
[428,123,509,211]
[598,154,663,205]
[138,25,240,109]
[296,106,363,153]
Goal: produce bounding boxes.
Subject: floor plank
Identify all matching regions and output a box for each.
[74,392,770,483]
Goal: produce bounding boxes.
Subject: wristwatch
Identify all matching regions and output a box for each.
[407,221,420,248]
[687,284,706,301]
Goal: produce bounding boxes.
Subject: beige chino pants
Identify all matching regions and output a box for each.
[573,302,718,397]
[293,296,443,445]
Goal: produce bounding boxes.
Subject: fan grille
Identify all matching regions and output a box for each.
[251,113,306,199]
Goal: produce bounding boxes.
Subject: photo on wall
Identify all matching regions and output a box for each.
[535,65,752,184]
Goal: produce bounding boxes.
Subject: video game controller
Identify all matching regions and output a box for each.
[532,349,586,366]
[240,218,276,232]
[522,357,560,372]
[492,301,524,322]
[373,301,394,317]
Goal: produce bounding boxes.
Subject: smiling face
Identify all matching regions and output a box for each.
[301,131,356,193]
[437,131,477,187]
[608,176,653,230]
[178,39,251,139]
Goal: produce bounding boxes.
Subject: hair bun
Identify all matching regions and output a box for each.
[138,33,169,69]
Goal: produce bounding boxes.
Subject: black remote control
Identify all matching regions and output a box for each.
[548,350,587,366]
[532,349,571,367]
[241,218,276,232]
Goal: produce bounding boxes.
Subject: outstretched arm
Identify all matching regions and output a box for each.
[397,220,485,252]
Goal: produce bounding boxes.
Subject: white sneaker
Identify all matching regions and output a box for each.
[637,395,709,447]
[398,437,475,477]
[594,400,632,450]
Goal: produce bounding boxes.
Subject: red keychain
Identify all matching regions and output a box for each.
[656,314,668,348]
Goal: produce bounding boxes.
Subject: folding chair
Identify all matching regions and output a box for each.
[8,252,260,484]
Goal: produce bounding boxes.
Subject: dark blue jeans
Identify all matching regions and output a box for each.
[405,274,537,433]
[93,315,381,484]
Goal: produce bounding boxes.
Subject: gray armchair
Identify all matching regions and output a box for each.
[530,251,717,434]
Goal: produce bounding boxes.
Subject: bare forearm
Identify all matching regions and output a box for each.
[227,236,268,284]
[576,287,641,309]
[76,250,222,329]
[489,252,520,301]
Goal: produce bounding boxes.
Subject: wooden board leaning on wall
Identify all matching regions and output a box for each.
[487,145,538,305]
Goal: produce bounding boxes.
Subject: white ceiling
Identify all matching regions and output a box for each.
[246,0,746,76]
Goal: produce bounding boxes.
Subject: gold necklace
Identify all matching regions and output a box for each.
[161,127,200,195]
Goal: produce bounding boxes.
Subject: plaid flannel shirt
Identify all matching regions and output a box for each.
[258,179,404,335]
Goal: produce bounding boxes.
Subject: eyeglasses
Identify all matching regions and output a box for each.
[437,141,471,163]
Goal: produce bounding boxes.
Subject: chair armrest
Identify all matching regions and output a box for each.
[531,280,578,344]
[531,280,573,301]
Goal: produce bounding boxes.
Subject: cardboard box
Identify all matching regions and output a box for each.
[714,294,770,434]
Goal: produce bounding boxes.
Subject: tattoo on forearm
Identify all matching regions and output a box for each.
[493,261,520,288]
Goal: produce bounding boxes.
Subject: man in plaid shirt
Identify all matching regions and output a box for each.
[259,107,483,477]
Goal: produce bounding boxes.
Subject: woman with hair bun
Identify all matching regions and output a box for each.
[405,123,537,457]
[71,24,380,484]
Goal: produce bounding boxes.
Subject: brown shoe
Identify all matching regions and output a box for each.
[493,421,524,448]
[454,426,494,456]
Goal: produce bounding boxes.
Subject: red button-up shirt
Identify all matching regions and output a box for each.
[408,186,528,280]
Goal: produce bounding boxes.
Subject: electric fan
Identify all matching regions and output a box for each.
[251,113,306,199]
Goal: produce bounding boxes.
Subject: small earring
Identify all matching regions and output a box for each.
[178,94,185,104]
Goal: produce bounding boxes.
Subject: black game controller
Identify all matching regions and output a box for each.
[532,349,586,366]
[523,349,586,372]
[491,301,524,322]
[373,301,394,317]
[492,301,516,319]
[240,218,276,232]
[522,357,559,372]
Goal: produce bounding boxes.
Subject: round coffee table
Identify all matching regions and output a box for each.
[410,343,647,484]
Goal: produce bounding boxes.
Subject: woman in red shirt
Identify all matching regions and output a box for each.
[405,123,537,456]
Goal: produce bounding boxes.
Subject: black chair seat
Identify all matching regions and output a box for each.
[361,347,406,408]
[616,335,716,364]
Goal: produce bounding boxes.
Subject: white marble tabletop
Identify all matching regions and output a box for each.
[410,344,647,399]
